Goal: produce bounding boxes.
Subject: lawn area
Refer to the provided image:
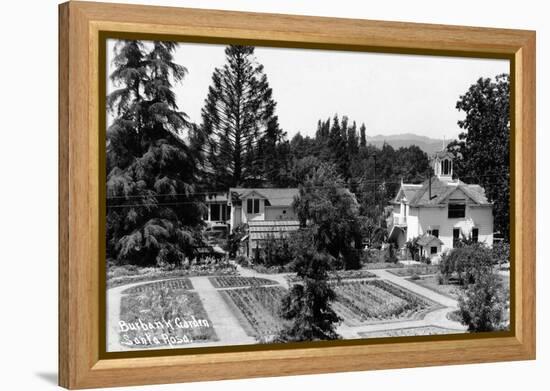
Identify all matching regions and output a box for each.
[219,286,287,342]
[119,283,217,349]
[107,263,236,288]
[406,274,461,299]
[332,280,438,326]
[358,325,465,338]
[209,276,278,288]
[386,264,440,277]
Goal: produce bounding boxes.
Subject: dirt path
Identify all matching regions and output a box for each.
[189,277,255,346]
[234,263,291,288]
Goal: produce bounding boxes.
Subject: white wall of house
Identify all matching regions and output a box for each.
[240,195,265,224]
[265,206,296,220]
[404,204,493,253]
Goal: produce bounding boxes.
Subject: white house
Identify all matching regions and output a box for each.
[388,150,493,262]
[204,188,300,258]
[227,188,299,231]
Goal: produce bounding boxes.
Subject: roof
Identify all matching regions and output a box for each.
[432,150,454,160]
[248,220,300,240]
[395,177,490,207]
[205,193,228,203]
[229,188,299,207]
[417,234,444,247]
[394,184,423,203]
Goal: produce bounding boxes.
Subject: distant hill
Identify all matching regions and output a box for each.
[367,133,453,155]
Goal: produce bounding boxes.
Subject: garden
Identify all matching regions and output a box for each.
[331,279,438,326]
[209,276,278,288]
[119,282,217,348]
[107,262,237,288]
[219,286,287,341]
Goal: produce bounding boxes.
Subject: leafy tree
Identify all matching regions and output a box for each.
[106,40,204,266]
[439,243,493,285]
[277,229,341,342]
[457,271,507,332]
[200,45,281,188]
[293,162,363,269]
[449,74,510,241]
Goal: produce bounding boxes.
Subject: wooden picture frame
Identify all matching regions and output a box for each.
[59,1,536,389]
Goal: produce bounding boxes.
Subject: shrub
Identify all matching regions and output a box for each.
[492,241,510,266]
[457,271,507,332]
[439,243,493,285]
[384,244,398,263]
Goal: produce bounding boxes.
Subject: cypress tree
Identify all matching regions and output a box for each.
[106,40,205,266]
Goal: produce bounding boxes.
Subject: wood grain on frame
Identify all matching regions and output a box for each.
[58,1,536,389]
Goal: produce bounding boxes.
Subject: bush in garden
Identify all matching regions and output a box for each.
[227,223,247,258]
[405,236,420,260]
[260,235,293,267]
[492,241,510,266]
[384,243,398,263]
[439,243,493,285]
[457,271,507,332]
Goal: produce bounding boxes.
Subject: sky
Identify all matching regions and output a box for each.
[107,40,509,141]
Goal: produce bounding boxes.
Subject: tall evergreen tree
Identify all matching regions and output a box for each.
[200,45,280,188]
[347,121,359,156]
[359,123,367,148]
[106,40,204,266]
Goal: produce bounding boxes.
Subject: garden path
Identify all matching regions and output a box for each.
[370,269,458,308]
[233,263,291,288]
[188,276,256,345]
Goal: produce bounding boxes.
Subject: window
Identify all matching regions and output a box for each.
[247,199,260,214]
[472,228,479,243]
[448,203,465,218]
[210,204,220,221]
[427,229,439,238]
[430,246,438,255]
[226,206,231,220]
[442,159,451,175]
[453,228,460,247]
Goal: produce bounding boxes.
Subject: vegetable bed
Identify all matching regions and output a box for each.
[119,285,217,348]
[121,278,193,294]
[219,286,286,341]
[209,276,278,288]
[332,280,436,326]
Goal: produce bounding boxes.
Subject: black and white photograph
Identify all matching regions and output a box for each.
[105,39,511,352]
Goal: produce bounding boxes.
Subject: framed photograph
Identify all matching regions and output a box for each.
[59,1,536,389]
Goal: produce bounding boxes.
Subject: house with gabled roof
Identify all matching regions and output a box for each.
[203,187,300,258]
[228,188,299,231]
[388,149,493,261]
